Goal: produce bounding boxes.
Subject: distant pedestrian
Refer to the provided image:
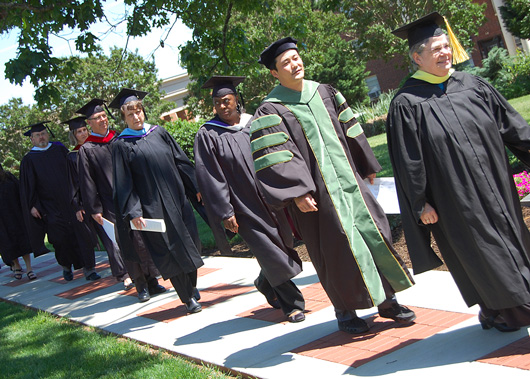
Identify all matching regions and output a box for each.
[0,163,36,280]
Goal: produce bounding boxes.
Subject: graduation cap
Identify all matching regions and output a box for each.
[23,121,54,137]
[258,37,298,70]
[108,88,148,109]
[76,98,108,118]
[61,116,87,131]
[392,11,469,64]
[201,76,246,98]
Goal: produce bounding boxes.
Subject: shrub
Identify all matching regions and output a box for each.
[465,47,530,99]
[164,119,204,163]
[352,90,397,137]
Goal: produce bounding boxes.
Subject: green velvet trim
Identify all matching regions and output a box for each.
[251,132,289,153]
[335,91,346,107]
[250,114,282,135]
[338,106,355,123]
[254,150,294,172]
[346,122,364,138]
[264,80,320,105]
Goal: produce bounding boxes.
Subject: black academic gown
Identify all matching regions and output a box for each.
[19,142,83,268]
[67,148,98,270]
[0,172,32,266]
[387,71,530,312]
[194,114,302,287]
[251,81,413,311]
[112,125,203,279]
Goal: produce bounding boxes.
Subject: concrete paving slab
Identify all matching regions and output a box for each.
[1,251,529,378]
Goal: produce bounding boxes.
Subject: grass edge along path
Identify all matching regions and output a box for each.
[0,299,242,379]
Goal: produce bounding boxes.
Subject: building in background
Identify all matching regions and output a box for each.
[160,72,192,121]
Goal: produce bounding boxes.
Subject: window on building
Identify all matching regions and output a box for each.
[365,75,381,101]
[478,36,505,59]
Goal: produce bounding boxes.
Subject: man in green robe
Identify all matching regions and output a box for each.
[250,37,416,334]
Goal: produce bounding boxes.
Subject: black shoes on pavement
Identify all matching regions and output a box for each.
[338,317,370,334]
[185,298,202,314]
[378,304,417,323]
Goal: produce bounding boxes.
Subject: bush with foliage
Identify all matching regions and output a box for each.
[164,119,204,163]
[465,47,530,99]
[352,90,397,137]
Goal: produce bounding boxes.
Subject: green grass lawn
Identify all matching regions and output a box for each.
[510,94,530,123]
[0,300,237,379]
[368,94,530,174]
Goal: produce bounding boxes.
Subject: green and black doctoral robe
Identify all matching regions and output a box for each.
[112,125,203,279]
[250,80,414,310]
[387,70,530,312]
[195,113,302,287]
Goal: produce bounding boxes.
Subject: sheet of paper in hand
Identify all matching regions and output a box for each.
[364,177,401,214]
[130,218,167,233]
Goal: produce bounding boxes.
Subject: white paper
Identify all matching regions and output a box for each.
[364,177,401,214]
[130,218,166,233]
[102,217,117,244]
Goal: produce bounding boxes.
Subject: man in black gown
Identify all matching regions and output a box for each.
[19,122,84,280]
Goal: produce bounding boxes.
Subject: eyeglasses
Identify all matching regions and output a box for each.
[88,114,108,121]
[430,44,452,56]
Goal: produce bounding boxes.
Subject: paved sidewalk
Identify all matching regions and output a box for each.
[1,251,529,378]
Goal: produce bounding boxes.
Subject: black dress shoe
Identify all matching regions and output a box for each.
[338,317,370,334]
[192,287,201,300]
[85,272,101,281]
[479,311,520,332]
[287,310,305,323]
[63,270,74,282]
[254,278,281,309]
[138,288,151,303]
[185,298,202,314]
[148,283,167,295]
[378,303,416,323]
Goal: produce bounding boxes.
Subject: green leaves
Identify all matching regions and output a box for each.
[500,0,530,40]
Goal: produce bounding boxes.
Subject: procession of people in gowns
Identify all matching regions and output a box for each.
[5,11,530,338]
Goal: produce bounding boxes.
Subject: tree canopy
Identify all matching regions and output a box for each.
[500,0,530,40]
[180,0,368,117]
[2,0,487,112]
[317,0,486,66]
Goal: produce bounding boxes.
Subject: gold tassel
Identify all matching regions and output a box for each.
[444,16,470,64]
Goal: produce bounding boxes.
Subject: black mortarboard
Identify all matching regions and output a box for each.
[76,98,107,118]
[392,11,470,64]
[201,76,246,98]
[61,116,87,131]
[108,88,148,109]
[24,121,52,136]
[392,12,445,48]
[258,37,298,70]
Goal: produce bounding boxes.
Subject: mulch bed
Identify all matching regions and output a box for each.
[203,206,530,273]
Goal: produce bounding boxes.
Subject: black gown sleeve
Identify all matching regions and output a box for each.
[112,140,143,222]
[194,127,234,222]
[250,103,317,209]
[387,99,443,273]
[477,76,530,167]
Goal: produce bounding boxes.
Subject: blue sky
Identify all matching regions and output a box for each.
[0,1,192,105]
